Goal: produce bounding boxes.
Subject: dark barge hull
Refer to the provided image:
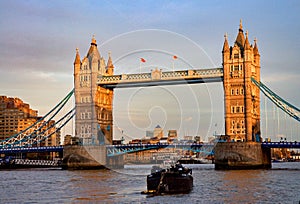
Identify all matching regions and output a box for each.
[147,173,193,193]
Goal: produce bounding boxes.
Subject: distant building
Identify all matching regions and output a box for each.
[153,125,163,139]
[129,126,179,145]
[146,130,154,138]
[183,136,193,141]
[194,136,202,143]
[167,130,178,143]
[0,95,60,146]
[126,127,187,164]
[0,96,37,140]
[159,137,168,144]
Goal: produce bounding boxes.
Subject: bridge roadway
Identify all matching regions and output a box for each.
[261,141,300,149]
[1,142,299,155]
[0,146,63,154]
[98,68,223,89]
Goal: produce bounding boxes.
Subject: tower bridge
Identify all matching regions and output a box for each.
[73,20,262,146]
[1,21,300,169]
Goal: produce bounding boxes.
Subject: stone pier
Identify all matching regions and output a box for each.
[62,145,124,170]
[62,145,107,170]
[214,142,271,170]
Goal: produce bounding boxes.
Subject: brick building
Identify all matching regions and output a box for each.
[0,96,60,146]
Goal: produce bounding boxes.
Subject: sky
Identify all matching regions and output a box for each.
[0,0,299,142]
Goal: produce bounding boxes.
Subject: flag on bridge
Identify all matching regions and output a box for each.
[140,58,146,73]
[172,55,178,72]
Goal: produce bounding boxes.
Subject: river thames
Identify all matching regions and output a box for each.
[1,162,300,203]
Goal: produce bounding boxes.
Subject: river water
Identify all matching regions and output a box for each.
[0,162,300,203]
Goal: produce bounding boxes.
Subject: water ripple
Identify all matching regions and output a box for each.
[0,163,300,203]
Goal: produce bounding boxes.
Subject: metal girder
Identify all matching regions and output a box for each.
[0,90,74,148]
[251,78,300,123]
[106,143,215,157]
[0,146,63,154]
[262,142,300,148]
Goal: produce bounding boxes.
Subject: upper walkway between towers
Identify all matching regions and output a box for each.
[98,67,223,89]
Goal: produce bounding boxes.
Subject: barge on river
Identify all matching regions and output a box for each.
[146,162,193,194]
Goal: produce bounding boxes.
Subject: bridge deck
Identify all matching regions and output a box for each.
[262,142,300,148]
[98,68,223,88]
[0,146,63,154]
[1,142,299,155]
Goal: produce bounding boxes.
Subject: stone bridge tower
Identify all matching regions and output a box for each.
[73,37,114,145]
[222,20,261,142]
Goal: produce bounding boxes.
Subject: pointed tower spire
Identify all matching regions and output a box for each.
[107,52,114,68]
[239,19,243,31]
[106,51,114,75]
[253,38,260,56]
[74,48,81,65]
[91,34,97,46]
[235,19,245,49]
[87,35,101,59]
[244,31,251,50]
[222,33,230,53]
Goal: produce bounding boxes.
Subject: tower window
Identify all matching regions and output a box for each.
[231,89,234,95]
[236,89,239,95]
[241,88,244,95]
[233,65,239,71]
[234,53,239,59]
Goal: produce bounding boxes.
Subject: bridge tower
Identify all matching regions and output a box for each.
[73,36,114,145]
[215,21,270,170]
[222,20,261,142]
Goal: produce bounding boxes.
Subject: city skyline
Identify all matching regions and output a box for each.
[0,1,299,142]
